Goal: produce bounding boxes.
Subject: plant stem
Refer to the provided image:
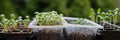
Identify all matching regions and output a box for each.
[91,15,95,22]
[110,17,112,28]
[96,15,98,23]
[103,18,105,28]
[113,16,117,25]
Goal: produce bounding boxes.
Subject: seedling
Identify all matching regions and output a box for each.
[89,8,95,22]
[96,8,101,23]
[4,19,9,32]
[18,16,23,26]
[24,16,30,28]
[113,8,119,25]
[35,11,64,26]
[99,12,107,27]
[89,8,120,29]
[1,14,5,23]
[71,18,84,25]
[10,14,17,29]
[1,14,9,32]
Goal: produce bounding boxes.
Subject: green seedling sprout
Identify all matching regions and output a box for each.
[18,16,23,26]
[96,8,102,25]
[24,16,30,28]
[113,8,119,25]
[10,14,16,29]
[1,14,8,32]
[99,12,107,27]
[14,20,18,29]
[89,8,120,29]
[97,8,102,23]
[1,14,5,23]
[59,14,64,24]
[35,11,64,26]
[35,12,40,21]
[71,18,84,25]
[10,14,15,21]
[35,12,44,25]
[108,10,113,28]
[89,8,95,22]
[4,19,9,32]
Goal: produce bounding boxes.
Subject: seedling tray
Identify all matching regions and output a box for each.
[4,31,33,40]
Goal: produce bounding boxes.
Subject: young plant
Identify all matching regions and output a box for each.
[90,8,120,29]
[18,16,23,26]
[108,10,113,28]
[35,11,64,26]
[89,8,95,22]
[71,18,84,25]
[1,14,9,32]
[14,20,18,29]
[24,16,30,28]
[96,8,101,23]
[99,12,107,27]
[113,8,119,25]
[1,14,5,23]
[10,14,17,29]
[4,19,9,32]
[35,12,44,25]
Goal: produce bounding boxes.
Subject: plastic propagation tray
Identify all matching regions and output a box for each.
[28,18,67,40]
[28,17,67,32]
[28,17,103,40]
[63,17,103,40]
[63,17,103,34]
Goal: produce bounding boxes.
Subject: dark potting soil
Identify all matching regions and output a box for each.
[4,28,33,40]
[37,29,62,40]
[95,34,103,40]
[0,29,5,40]
[100,31,120,40]
[5,33,32,40]
[68,32,94,40]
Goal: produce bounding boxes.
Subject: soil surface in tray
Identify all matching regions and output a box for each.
[37,29,61,40]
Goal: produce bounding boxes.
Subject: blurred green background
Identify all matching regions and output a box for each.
[0,0,120,19]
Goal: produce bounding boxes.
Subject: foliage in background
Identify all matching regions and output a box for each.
[0,0,119,20]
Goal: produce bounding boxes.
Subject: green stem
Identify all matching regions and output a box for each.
[103,18,105,27]
[103,18,105,31]
[4,22,8,32]
[110,17,112,28]
[96,15,98,23]
[91,15,95,22]
[114,16,117,25]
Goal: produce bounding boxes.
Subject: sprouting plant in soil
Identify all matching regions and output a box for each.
[89,8,95,22]
[24,16,30,28]
[112,8,119,25]
[99,12,108,27]
[89,8,120,29]
[1,14,9,32]
[9,14,18,29]
[71,18,84,25]
[35,11,64,26]
[18,16,23,26]
[96,8,101,23]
